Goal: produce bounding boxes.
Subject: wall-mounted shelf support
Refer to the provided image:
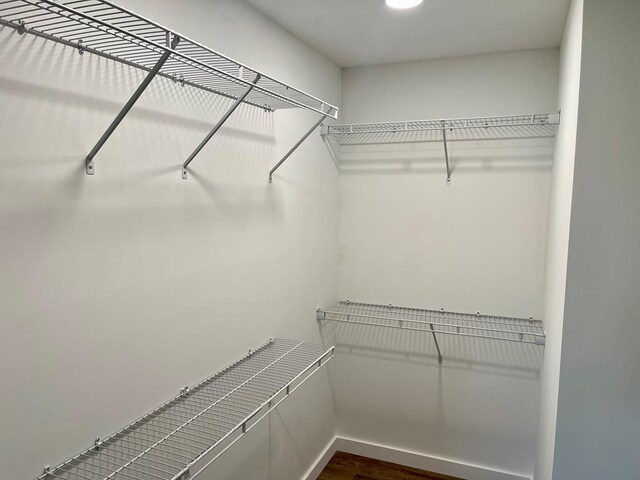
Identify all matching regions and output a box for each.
[441,121,451,185]
[268,110,333,183]
[317,301,545,365]
[182,74,260,180]
[182,74,261,179]
[85,32,180,175]
[428,322,443,364]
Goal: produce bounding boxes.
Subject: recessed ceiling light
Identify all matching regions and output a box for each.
[386,0,423,9]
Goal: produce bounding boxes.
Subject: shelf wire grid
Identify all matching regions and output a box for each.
[0,0,337,117]
[318,301,545,346]
[37,338,334,480]
[325,113,558,146]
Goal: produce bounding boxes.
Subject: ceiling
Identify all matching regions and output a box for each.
[245,0,570,68]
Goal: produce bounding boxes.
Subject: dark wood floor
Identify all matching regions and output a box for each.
[317,452,465,480]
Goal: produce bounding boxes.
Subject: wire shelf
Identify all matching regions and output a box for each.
[0,0,337,117]
[317,302,544,363]
[37,338,334,480]
[323,113,559,146]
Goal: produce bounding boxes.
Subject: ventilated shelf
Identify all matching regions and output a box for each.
[0,0,337,178]
[317,301,545,364]
[324,113,559,145]
[37,338,334,480]
[321,112,560,183]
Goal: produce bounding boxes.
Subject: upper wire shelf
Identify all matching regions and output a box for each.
[323,113,559,145]
[36,338,334,480]
[0,0,337,117]
[1,0,338,178]
[317,301,545,364]
[321,112,559,184]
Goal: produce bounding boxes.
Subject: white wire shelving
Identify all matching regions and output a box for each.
[321,112,560,184]
[36,338,334,480]
[0,0,338,178]
[317,301,545,364]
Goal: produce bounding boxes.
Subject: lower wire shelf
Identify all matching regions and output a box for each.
[38,338,334,480]
[317,301,545,364]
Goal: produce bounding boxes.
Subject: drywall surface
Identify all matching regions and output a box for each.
[534,1,583,478]
[327,50,559,477]
[339,49,558,316]
[0,1,340,479]
[552,0,640,477]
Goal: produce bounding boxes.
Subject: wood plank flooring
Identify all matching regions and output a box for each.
[317,452,465,480]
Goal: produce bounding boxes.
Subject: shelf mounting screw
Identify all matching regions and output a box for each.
[43,466,51,475]
[173,73,185,87]
[77,39,85,55]
[17,20,29,35]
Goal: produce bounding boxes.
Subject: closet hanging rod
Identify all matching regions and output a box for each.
[35,338,334,480]
[317,302,545,364]
[0,0,338,176]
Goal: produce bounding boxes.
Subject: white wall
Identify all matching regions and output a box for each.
[534,1,583,478]
[339,49,558,317]
[551,0,640,477]
[0,1,340,479]
[326,50,559,478]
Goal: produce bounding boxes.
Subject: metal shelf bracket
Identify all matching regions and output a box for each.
[429,321,444,364]
[182,74,261,179]
[442,121,451,185]
[85,32,180,175]
[268,109,335,183]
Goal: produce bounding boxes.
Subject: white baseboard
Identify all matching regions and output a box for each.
[301,435,338,480]
[303,436,531,480]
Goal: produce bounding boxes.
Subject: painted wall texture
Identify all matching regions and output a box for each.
[535,0,583,478]
[329,49,559,478]
[0,1,341,479]
[552,0,640,478]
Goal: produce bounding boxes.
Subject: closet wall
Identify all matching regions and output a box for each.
[0,1,340,479]
[535,0,583,478]
[552,0,640,477]
[327,50,559,478]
